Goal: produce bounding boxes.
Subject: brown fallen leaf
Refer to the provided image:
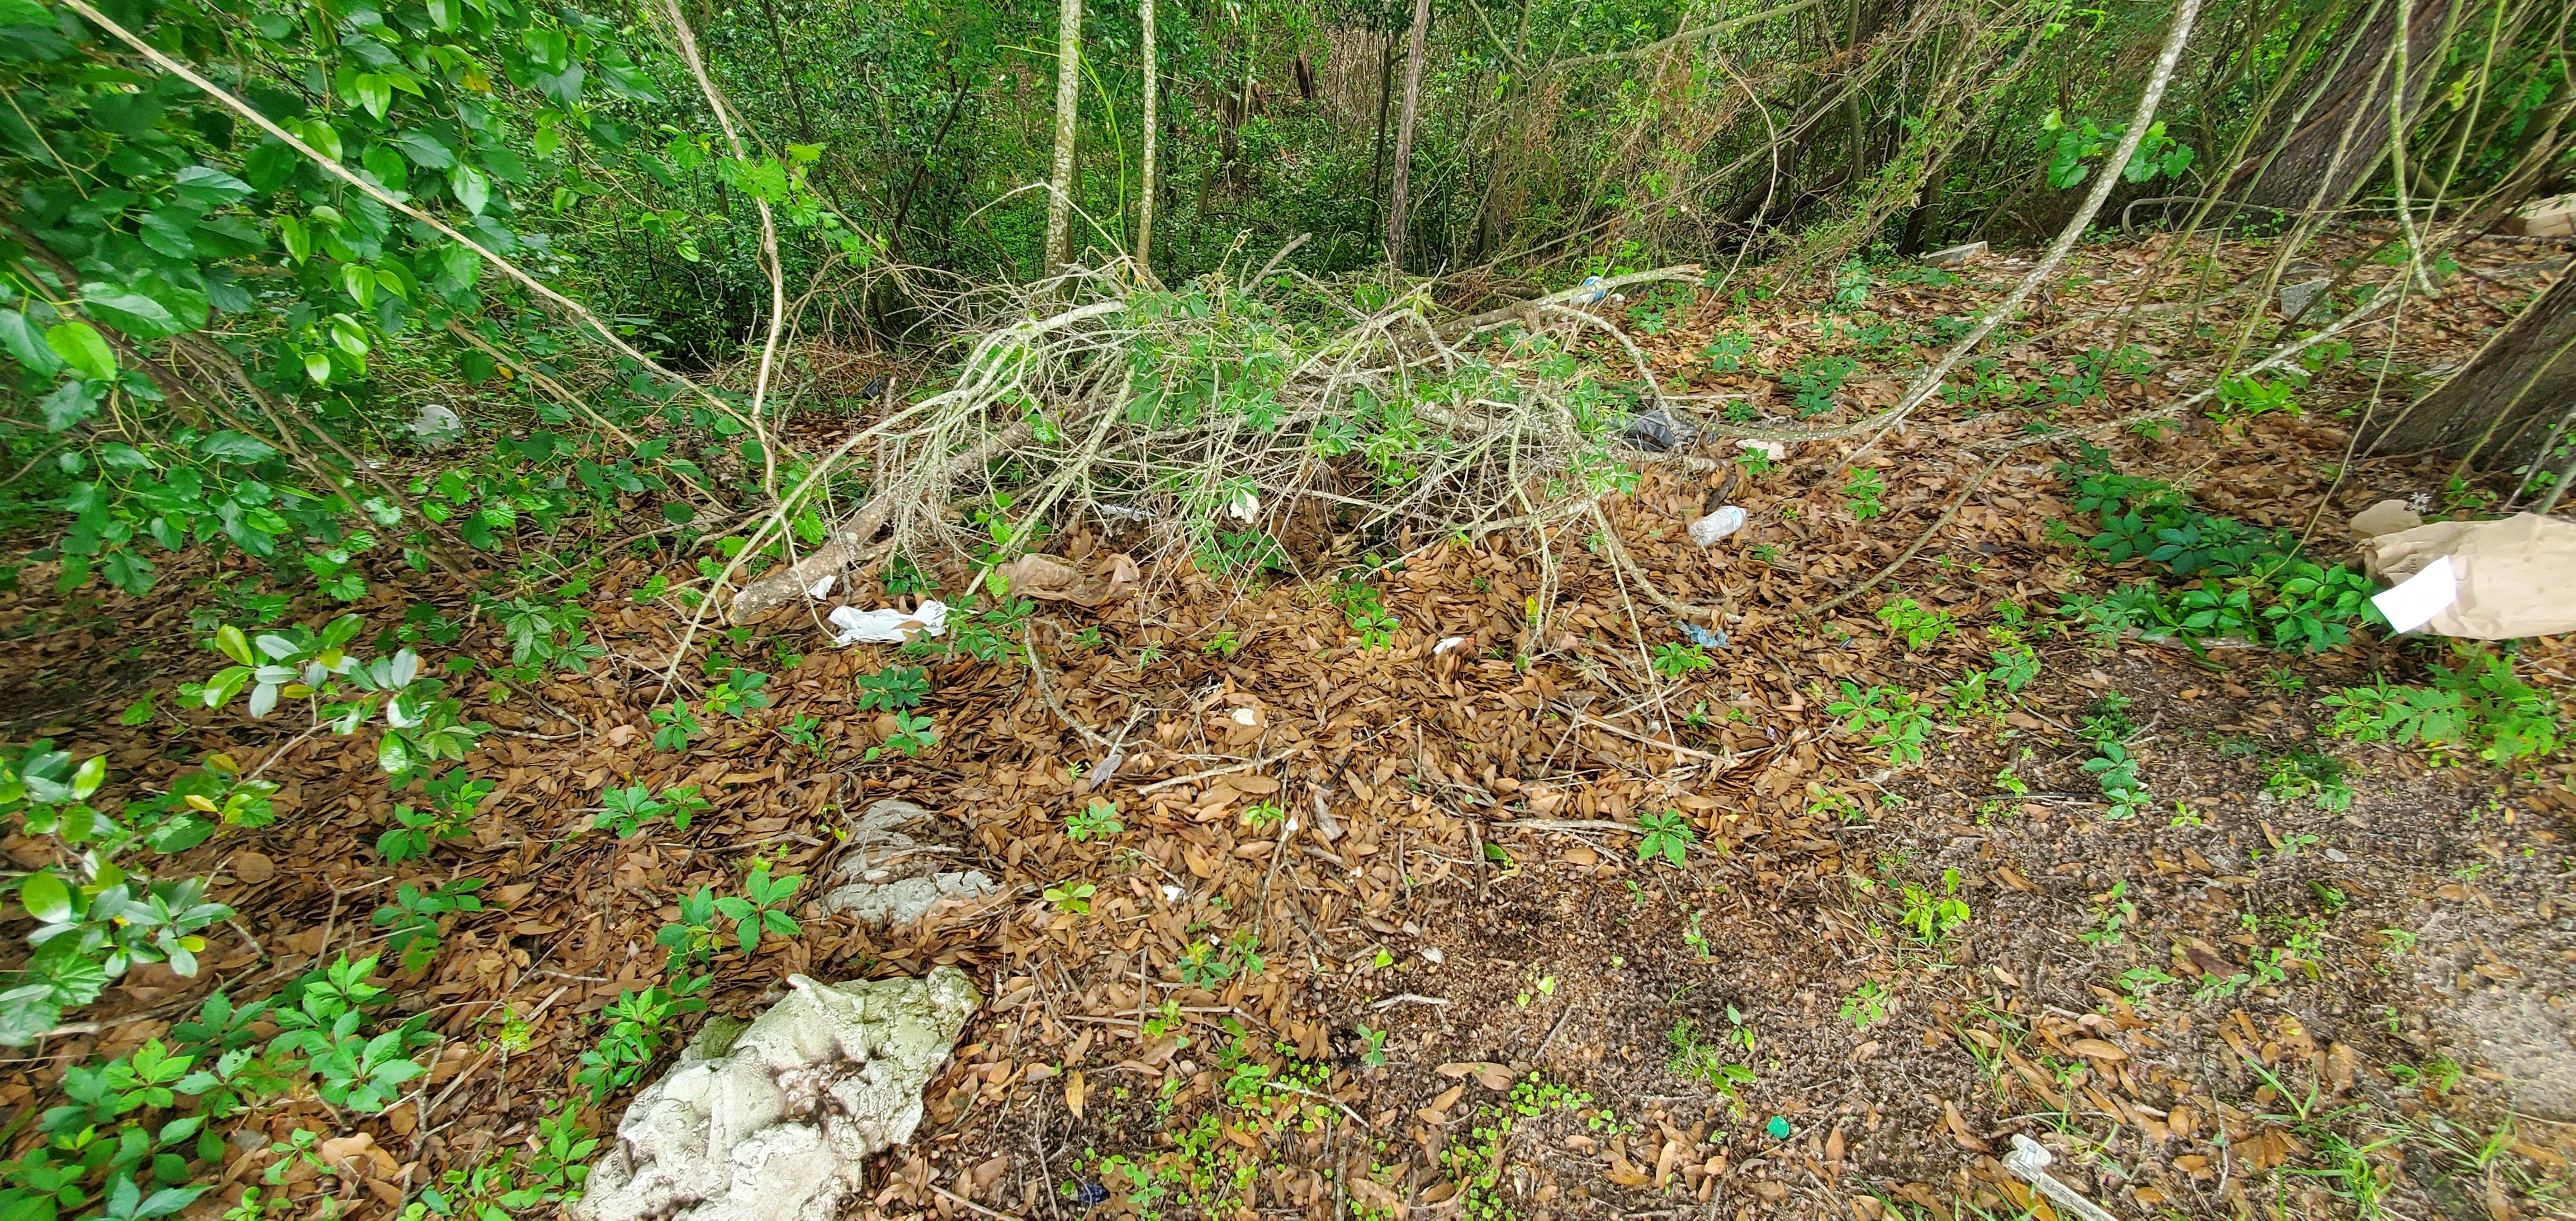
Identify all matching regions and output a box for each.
[1429,1083,1464,1111]
[2070,1038,2128,1062]
[1941,1099,1992,1152]
[995,552,1140,606]
[1063,1069,1087,1120]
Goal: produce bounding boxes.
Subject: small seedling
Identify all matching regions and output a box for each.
[1652,642,1713,679]
[1842,467,1886,520]
[865,711,939,760]
[1840,982,1887,1028]
[1045,881,1096,914]
[1637,808,1697,865]
[855,665,931,711]
[1067,798,1124,843]
[1899,869,1970,945]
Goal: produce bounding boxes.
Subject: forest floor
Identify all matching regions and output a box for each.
[6,231,2576,1221]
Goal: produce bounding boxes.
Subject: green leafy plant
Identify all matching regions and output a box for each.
[1825,682,1931,764]
[1336,582,1399,651]
[2264,751,2355,811]
[854,665,931,711]
[1840,982,1887,1028]
[1842,466,1886,520]
[376,768,492,863]
[594,784,710,838]
[649,699,703,753]
[1044,882,1097,915]
[864,711,939,761]
[370,878,485,973]
[1666,1010,1756,1094]
[2320,647,2561,765]
[714,865,804,954]
[1899,869,1971,944]
[1876,598,1953,650]
[1067,798,1125,843]
[1636,808,1697,865]
[1651,642,1712,679]
[576,983,699,1102]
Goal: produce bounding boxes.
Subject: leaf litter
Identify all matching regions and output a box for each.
[3,231,2575,1220]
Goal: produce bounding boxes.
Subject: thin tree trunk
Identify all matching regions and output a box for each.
[1386,0,1431,269]
[755,0,816,140]
[1138,0,1158,272]
[2369,269,2576,467]
[1370,22,1396,225]
[1045,0,1084,275]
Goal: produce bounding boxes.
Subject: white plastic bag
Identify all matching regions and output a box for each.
[828,600,949,645]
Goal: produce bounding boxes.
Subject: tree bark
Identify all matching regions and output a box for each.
[2368,269,2576,468]
[1137,0,1157,273]
[2223,0,2457,216]
[1386,0,1431,269]
[1045,0,1084,275]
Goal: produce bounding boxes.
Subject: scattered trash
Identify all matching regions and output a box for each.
[2346,498,2422,539]
[2503,192,2576,237]
[992,552,1139,607]
[806,573,837,599]
[1765,1115,1792,1139]
[1573,275,1608,304]
[2360,513,2576,638]
[1688,505,1747,547]
[2277,263,2333,318]
[1161,883,1185,903]
[572,968,980,1221]
[1923,241,1987,267]
[1736,438,1786,461]
[1679,622,1729,649]
[818,800,1002,926]
[1434,636,1469,655]
[410,403,465,449]
[1623,409,1699,453]
[2002,1134,2122,1221]
[828,600,949,645]
[1075,1182,1110,1206]
[1228,490,1260,522]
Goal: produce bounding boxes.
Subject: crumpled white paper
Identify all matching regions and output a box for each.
[828,599,949,645]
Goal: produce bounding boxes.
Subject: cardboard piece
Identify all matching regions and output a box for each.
[2348,498,2423,539]
[2357,513,2576,640]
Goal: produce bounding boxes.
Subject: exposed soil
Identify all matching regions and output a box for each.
[4,233,2575,1221]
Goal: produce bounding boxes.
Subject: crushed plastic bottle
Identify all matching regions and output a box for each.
[1688,505,1747,547]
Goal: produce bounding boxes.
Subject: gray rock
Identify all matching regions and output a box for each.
[572,969,981,1221]
[816,799,1001,926]
[1924,240,1987,267]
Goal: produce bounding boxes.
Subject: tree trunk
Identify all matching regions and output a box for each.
[1370,17,1395,228]
[1045,0,1083,275]
[1137,0,1157,273]
[2223,0,2456,216]
[1385,0,1430,269]
[2368,268,2576,467]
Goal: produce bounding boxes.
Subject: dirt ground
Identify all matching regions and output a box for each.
[4,233,2575,1221]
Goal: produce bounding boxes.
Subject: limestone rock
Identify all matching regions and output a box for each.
[572,969,980,1221]
[817,799,1002,926]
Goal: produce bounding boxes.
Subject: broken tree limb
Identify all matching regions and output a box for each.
[729,421,1034,622]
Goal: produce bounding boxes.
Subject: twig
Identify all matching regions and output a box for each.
[1135,747,1308,794]
[930,1184,1028,1221]
[1806,456,2003,617]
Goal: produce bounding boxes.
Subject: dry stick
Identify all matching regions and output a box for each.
[57,0,763,443]
[1857,0,2208,460]
[1806,456,2003,617]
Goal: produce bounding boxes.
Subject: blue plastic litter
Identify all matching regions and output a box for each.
[1680,622,1729,649]
[1573,275,1608,305]
[1074,1181,1110,1205]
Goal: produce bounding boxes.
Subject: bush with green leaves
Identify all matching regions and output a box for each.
[376,766,491,862]
[2322,649,2561,766]
[370,877,485,972]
